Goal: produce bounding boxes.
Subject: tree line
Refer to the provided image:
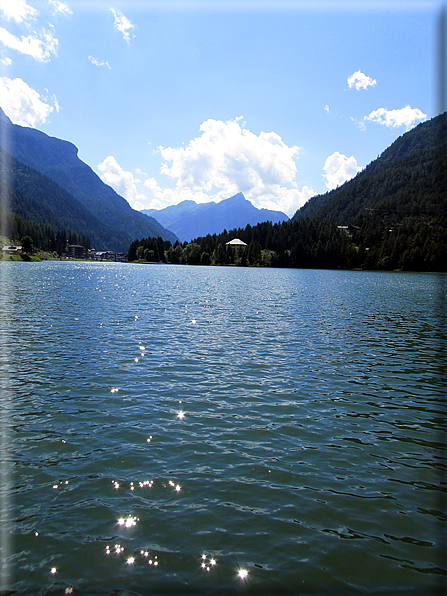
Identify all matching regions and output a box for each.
[129,219,361,270]
[1,205,90,255]
[128,210,447,272]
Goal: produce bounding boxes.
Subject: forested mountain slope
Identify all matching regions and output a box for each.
[292,111,446,224]
[0,148,133,252]
[0,109,177,246]
[130,112,447,272]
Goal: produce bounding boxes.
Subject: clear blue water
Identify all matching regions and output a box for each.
[1,261,446,595]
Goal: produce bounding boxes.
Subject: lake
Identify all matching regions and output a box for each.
[1,261,446,595]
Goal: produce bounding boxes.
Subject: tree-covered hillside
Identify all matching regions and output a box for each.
[129,219,363,269]
[0,148,131,251]
[292,111,446,225]
[129,212,446,271]
[0,203,88,256]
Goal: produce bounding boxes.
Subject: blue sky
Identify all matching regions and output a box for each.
[0,0,443,216]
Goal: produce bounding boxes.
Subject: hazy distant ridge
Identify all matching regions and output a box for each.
[142,193,289,242]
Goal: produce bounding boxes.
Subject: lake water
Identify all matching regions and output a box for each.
[1,261,446,596]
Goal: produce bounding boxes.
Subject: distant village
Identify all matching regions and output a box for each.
[2,239,252,263]
[2,243,128,262]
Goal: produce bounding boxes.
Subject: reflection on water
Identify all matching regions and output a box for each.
[1,262,446,595]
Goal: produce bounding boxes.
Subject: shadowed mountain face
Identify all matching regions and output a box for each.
[142,193,289,242]
[0,147,136,252]
[0,109,178,249]
[291,111,447,224]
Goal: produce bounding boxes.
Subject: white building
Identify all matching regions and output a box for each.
[2,245,22,255]
[225,238,247,256]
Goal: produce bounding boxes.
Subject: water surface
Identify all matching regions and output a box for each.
[1,262,446,595]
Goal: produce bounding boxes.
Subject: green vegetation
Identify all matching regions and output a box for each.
[1,111,445,271]
[128,219,361,269]
[128,212,447,272]
[293,112,446,225]
[0,204,90,257]
[0,147,130,252]
[0,113,178,248]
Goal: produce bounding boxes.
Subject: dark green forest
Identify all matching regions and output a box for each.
[293,111,447,224]
[0,147,131,252]
[0,203,90,255]
[128,218,358,268]
[128,213,447,271]
[1,111,446,270]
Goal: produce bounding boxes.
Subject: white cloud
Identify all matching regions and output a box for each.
[0,0,37,23]
[323,151,363,190]
[110,8,135,43]
[88,55,111,70]
[1,55,11,65]
[97,118,313,216]
[150,117,312,216]
[52,93,60,112]
[143,177,217,210]
[48,0,72,16]
[0,77,58,126]
[324,105,329,113]
[98,156,148,208]
[347,70,376,91]
[0,27,58,61]
[364,105,427,130]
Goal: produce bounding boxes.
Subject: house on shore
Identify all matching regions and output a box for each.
[94,251,128,262]
[68,244,85,259]
[225,238,247,256]
[2,245,22,255]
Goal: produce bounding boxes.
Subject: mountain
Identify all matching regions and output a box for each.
[0,108,178,249]
[292,111,447,224]
[287,111,447,271]
[0,147,134,251]
[142,193,289,242]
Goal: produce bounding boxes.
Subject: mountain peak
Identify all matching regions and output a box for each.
[227,192,246,202]
[0,114,178,249]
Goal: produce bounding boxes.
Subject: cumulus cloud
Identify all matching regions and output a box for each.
[0,27,58,61]
[364,105,427,130]
[323,151,363,190]
[347,70,376,91]
[0,77,58,126]
[1,56,11,65]
[97,118,314,216]
[152,117,312,215]
[88,55,111,70]
[0,0,37,23]
[48,0,72,16]
[110,8,135,42]
[98,156,148,208]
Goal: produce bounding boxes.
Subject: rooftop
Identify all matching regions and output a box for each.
[225,238,247,246]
